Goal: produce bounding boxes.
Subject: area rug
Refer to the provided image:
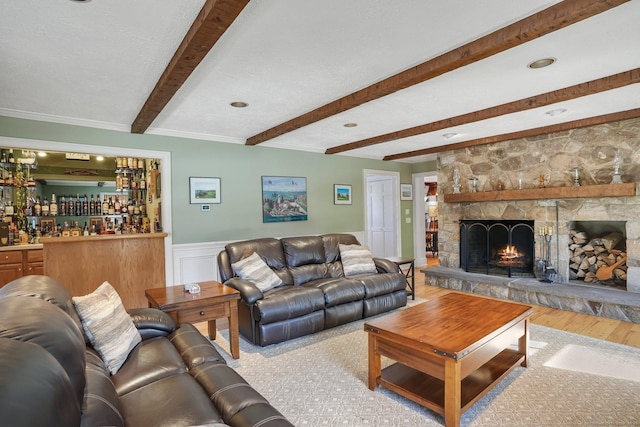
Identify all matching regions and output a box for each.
[213,314,640,426]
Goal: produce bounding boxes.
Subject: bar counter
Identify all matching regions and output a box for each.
[41,232,168,309]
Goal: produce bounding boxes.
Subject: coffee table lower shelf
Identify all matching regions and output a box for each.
[377,348,525,416]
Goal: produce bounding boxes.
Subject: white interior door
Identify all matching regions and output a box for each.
[366,173,398,258]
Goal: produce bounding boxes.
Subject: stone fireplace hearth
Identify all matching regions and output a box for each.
[423,117,640,323]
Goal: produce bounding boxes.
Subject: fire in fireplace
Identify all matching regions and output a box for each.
[460,220,535,277]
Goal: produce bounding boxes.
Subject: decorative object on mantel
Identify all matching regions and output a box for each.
[517,171,524,190]
[611,149,623,184]
[468,176,479,192]
[452,168,461,194]
[537,174,548,188]
[570,166,581,187]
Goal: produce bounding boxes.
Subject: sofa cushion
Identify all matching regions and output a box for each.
[339,244,377,276]
[254,285,325,323]
[119,373,223,427]
[0,296,87,408]
[359,272,407,298]
[72,281,142,375]
[83,349,124,427]
[322,233,360,262]
[282,236,328,285]
[225,238,293,285]
[111,337,187,396]
[0,338,81,427]
[232,252,283,292]
[302,277,365,307]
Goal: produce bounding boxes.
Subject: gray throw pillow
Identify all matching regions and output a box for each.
[72,281,141,375]
[339,244,377,276]
[231,252,282,292]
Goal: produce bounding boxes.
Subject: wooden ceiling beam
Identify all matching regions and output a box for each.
[383,108,640,161]
[131,0,250,134]
[246,0,629,146]
[328,68,640,154]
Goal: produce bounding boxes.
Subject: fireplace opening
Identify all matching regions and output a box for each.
[460,220,535,277]
[568,221,627,289]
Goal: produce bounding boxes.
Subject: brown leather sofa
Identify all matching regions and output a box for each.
[0,275,293,427]
[217,233,407,346]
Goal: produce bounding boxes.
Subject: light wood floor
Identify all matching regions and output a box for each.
[417,256,640,349]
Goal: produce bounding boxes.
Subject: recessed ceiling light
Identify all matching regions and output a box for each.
[37,151,47,157]
[443,133,458,139]
[527,57,556,69]
[96,155,104,161]
[545,108,567,117]
[68,0,92,2]
[230,101,248,108]
[344,123,358,128]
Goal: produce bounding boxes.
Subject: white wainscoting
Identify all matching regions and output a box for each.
[171,231,366,286]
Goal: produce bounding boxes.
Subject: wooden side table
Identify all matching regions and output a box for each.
[145,281,241,359]
[387,257,415,300]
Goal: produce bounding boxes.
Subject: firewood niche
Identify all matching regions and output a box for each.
[569,230,627,286]
[443,182,636,203]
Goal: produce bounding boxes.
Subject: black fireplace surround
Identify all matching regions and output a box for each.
[460,219,535,278]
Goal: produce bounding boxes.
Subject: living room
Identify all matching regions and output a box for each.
[2,1,640,426]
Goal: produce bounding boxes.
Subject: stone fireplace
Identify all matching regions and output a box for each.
[433,117,640,294]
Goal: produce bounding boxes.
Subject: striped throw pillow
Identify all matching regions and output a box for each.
[72,281,141,375]
[232,252,282,292]
[339,244,377,276]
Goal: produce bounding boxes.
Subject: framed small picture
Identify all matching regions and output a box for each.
[190,177,221,204]
[89,217,103,233]
[334,184,352,205]
[400,183,413,201]
[38,217,55,233]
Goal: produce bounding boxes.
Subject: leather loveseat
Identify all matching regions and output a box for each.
[217,233,407,346]
[0,275,293,427]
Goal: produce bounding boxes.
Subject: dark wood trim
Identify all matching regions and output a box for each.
[383,108,640,160]
[443,183,636,203]
[327,68,640,154]
[131,0,250,134]
[246,0,628,146]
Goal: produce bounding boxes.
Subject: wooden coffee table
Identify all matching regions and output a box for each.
[364,293,532,427]
[145,281,241,359]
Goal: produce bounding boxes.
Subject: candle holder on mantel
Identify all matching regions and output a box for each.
[570,167,581,187]
[468,177,479,193]
[452,168,461,194]
[611,149,623,184]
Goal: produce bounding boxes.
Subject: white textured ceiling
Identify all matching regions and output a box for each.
[1,0,639,163]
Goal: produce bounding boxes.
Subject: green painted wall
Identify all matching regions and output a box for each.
[0,116,436,256]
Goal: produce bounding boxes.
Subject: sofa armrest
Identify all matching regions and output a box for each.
[373,257,401,274]
[127,308,176,340]
[223,278,264,304]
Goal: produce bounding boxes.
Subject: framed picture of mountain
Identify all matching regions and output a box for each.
[189,177,221,204]
[334,184,352,205]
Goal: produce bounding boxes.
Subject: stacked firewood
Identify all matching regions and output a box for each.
[568,230,627,285]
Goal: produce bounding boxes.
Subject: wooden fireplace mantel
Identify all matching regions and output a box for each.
[443,182,636,203]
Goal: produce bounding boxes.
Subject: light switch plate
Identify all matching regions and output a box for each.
[201,205,211,212]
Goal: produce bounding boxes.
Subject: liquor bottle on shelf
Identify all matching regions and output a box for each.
[34,197,41,217]
[114,195,121,213]
[0,150,6,163]
[82,194,88,215]
[140,172,146,190]
[50,194,58,216]
[61,221,70,238]
[116,173,122,190]
[122,173,129,190]
[60,195,67,216]
[41,197,50,217]
[107,197,115,215]
[101,197,109,216]
[71,221,81,237]
[74,194,81,216]
[83,222,89,236]
[8,149,15,164]
[89,194,96,215]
